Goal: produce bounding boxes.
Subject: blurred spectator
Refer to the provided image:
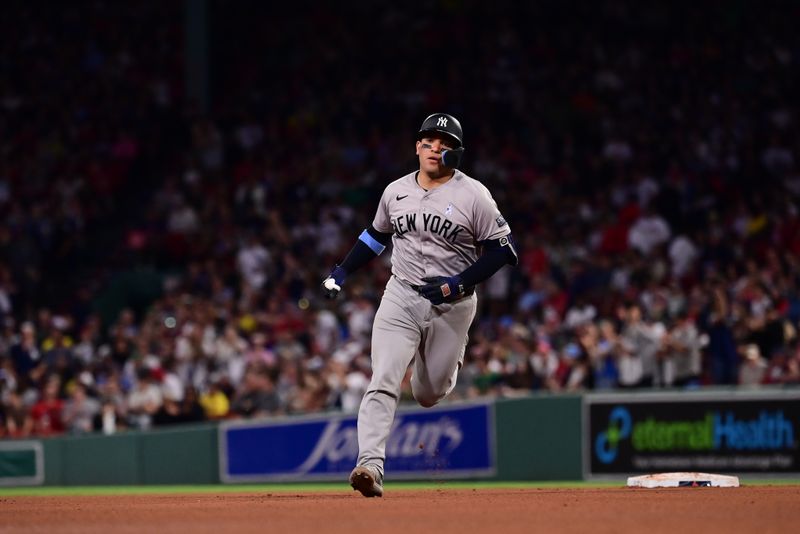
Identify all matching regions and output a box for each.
[214,325,249,384]
[336,356,371,413]
[27,376,65,436]
[739,344,768,386]
[9,322,45,389]
[127,369,163,430]
[199,381,230,420]
[556,343,591,391]
[237,235,271,296]
[581,321,619,390]
[661,311,704,388]
[2,389,29,438]
[180,386,206,423]
[628,208,671,257]
[62,384,100,434]
[530,340,560,391]
[668,235,699,280]
[231,366,281,418]
[565,297,597,330]
[703,287,740,385]
[152,384,206,426]
[619,304,663,387]
[95,401,121,436]
[152,395,184,427]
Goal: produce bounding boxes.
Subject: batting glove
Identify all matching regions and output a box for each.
[322,266,347,299]
[419,276,465,305]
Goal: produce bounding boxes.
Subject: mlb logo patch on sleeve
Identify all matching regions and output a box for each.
[496,216,507,228]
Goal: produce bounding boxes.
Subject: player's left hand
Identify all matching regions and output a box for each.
[419,276,465,305]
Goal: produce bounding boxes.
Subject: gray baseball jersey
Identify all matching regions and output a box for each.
[372,170,512,284]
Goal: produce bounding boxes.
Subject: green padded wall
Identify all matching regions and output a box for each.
[495,395,583,480]
[61,433,140,485]
[140,424,218,484]
[31,396,585,486]
[39,423,218,486]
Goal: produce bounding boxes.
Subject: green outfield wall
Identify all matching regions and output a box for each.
[494,395,583,480]
[1,396,585,486]
[36,423,218,486]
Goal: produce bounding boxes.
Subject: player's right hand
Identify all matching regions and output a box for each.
[322,266,346,299]
[322,277,341,299]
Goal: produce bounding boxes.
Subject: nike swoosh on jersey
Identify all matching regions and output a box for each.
[396,194,409,201]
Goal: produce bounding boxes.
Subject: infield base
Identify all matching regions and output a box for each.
[627,472,740,488]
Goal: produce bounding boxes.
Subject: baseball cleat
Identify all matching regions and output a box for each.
[349,465,384,498]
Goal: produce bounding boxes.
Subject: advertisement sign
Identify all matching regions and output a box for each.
[585,392,800,476]
[219,402,495,482]
[0,441,43,486]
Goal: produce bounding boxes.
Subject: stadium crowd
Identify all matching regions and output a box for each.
[2,1,800,437]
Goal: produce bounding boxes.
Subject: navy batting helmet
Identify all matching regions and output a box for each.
[417,113,463,148]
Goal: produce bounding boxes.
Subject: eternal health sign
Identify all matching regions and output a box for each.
[585,392,800,476]
[219,401,495,482]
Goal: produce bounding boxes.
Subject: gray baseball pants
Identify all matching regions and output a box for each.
[356,275,477,474]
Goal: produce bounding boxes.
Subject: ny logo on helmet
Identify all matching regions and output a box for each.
[437,117,448,127]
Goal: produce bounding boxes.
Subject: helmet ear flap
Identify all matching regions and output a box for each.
[442,147,465,169]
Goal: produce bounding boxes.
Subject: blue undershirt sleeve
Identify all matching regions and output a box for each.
[458,234,518,288]
[337,226,393,275]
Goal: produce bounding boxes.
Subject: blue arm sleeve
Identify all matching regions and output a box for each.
[338,226,393,275]
[457,235,518,288]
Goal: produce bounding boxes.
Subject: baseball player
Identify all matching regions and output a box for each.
[322,113,518,497]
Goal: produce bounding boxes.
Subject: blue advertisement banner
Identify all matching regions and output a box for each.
[219,402,495,482]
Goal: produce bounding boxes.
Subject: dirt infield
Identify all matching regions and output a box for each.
[1,486,798,533]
